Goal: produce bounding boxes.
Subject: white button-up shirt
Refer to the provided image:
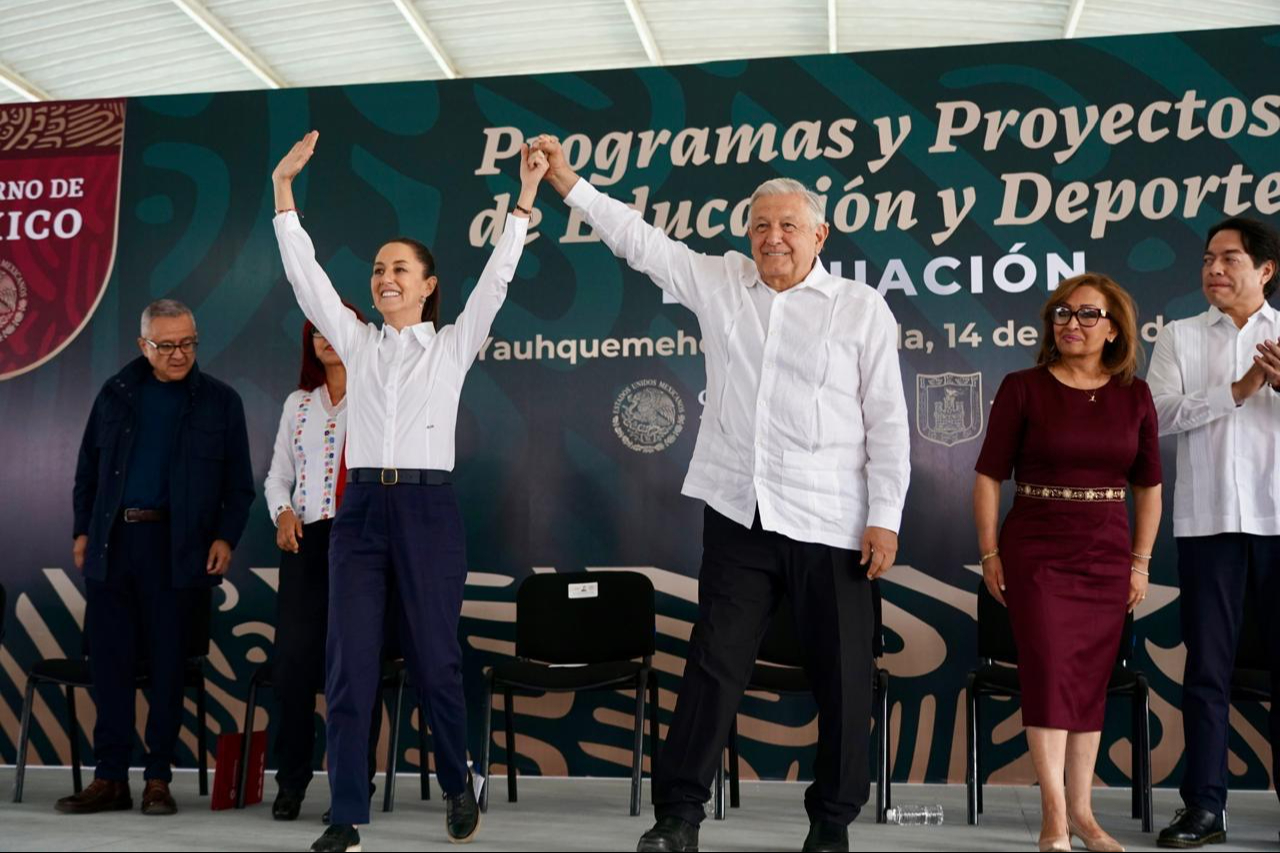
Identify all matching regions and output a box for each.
[273,211,526,470]
[264,386,347,525]
[567,180,910,551]
[1147,302,1280,537]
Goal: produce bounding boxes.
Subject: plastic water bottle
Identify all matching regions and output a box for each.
[884,804,944,825]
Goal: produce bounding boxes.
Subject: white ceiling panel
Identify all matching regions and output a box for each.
[0,0,1275,104]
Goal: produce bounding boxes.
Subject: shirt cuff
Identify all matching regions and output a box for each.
[1209,381,1237,412]
[503,211,529,240]
[866,502,903,535]
[564,177,599,210]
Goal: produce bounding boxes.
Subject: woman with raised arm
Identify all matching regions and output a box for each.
[271,130,547,853]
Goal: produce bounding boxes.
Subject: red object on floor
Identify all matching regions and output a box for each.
[210,730,266,810]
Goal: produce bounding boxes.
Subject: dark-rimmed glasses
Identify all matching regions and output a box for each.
[143,337,199,356]
[1050,306,1109,327]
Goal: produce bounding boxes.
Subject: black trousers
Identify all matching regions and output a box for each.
[653,507,874,826]
[1176,533,1280,813]
[85,521,200,783]
[272,518,381,794]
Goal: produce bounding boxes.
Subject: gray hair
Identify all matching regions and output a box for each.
[140,298,195,337]
[748,178,825,228]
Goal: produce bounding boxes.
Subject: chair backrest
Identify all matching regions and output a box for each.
[756,580,886,667]
[1236,593,1267,672]
[976,578,1135,668]
[0,581,7,644]
[515,571,655,665]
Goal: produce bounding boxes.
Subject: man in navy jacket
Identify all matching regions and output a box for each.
[63,298,254,816]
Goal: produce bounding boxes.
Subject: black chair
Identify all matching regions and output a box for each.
[1231,596,1270,704]
[479,571,659,816]
[712,581,891,822]
[234,657,431,811]
[965,580,1152,831]
[13,589,212,803]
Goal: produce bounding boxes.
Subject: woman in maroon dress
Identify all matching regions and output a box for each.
[973,273,1162,852]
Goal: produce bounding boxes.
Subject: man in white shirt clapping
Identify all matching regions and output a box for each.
[1148,217,1280,849]
[532,135,911,853]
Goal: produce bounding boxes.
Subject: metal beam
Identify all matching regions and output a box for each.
[828,0,839,53]
[391,0,460,80]
[623,0,663,66]
[1063,0,1087,38]
[170,0,286,89]
[0,61,50,102]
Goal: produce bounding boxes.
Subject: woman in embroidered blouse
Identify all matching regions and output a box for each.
[263,311,386,823]
[973,274,1162,853]
[271,131,546,852]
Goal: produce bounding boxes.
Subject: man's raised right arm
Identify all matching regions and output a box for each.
[532,133,729,314]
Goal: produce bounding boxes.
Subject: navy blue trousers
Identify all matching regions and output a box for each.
[1177,533,1280,813]
[85,521,200,782]
[325,482,469,825]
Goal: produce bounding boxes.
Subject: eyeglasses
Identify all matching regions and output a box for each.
[143,337,199,356]
[1050,305,1109,327]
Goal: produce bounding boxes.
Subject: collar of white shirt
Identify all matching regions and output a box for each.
[378,320,438,347]
[750,258,842,297]
[1206,301,1278,328]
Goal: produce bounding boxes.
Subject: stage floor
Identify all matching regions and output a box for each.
[2,768,1276,851]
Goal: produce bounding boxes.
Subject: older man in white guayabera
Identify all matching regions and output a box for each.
[532,135,911,853]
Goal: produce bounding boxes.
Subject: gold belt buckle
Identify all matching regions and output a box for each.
[380,468,399,486]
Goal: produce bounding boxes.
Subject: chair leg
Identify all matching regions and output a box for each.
[648,670,660,768]
[1138,677,1153,833]
[236,679,259,809]
[418,702,430,801]
[727,716,740,809]
[480,677,493,814]
[975,691,984,816]
[630,672,646,816]
[713,752,726,820]
[876,669,889,823]
[197,671,208,796]
[13,678,37,803]
[503,686,517,804]
[966,677,979,826]
[66,686,83,794]
[1130,685,1140,820]
[383,671,405,813]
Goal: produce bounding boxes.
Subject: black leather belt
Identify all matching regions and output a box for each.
[347,468,451,486]
[123,508,168,523]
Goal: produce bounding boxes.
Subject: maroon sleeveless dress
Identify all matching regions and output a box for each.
[975,365,1161,731]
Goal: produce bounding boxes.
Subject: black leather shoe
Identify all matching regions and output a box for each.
[802,819,850,852]
[1157,807,1226,848]
[636,816,699,852]
[272,787,304,821]
[445,772,481,843]
[311,823,361,852]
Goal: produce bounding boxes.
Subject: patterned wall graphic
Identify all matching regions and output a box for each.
[0,27,1277,794]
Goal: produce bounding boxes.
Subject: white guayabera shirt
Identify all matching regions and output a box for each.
[273,211,527,471]
[566,180,911,551]
[1147,302,1280,537]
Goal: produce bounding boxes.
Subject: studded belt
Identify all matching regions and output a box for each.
[1015,482,1126,502]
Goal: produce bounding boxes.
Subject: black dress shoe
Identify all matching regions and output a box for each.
[802,819,850,852]
[311,823,361,852]
[272,788,304,821]
[636,816,699,852]
[1157,807,1226,848]
[445,772,481,843]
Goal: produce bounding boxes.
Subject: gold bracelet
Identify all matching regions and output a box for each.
[1130,550,1153,561]
[980,548,999,563]
[1131,565,1150,576]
